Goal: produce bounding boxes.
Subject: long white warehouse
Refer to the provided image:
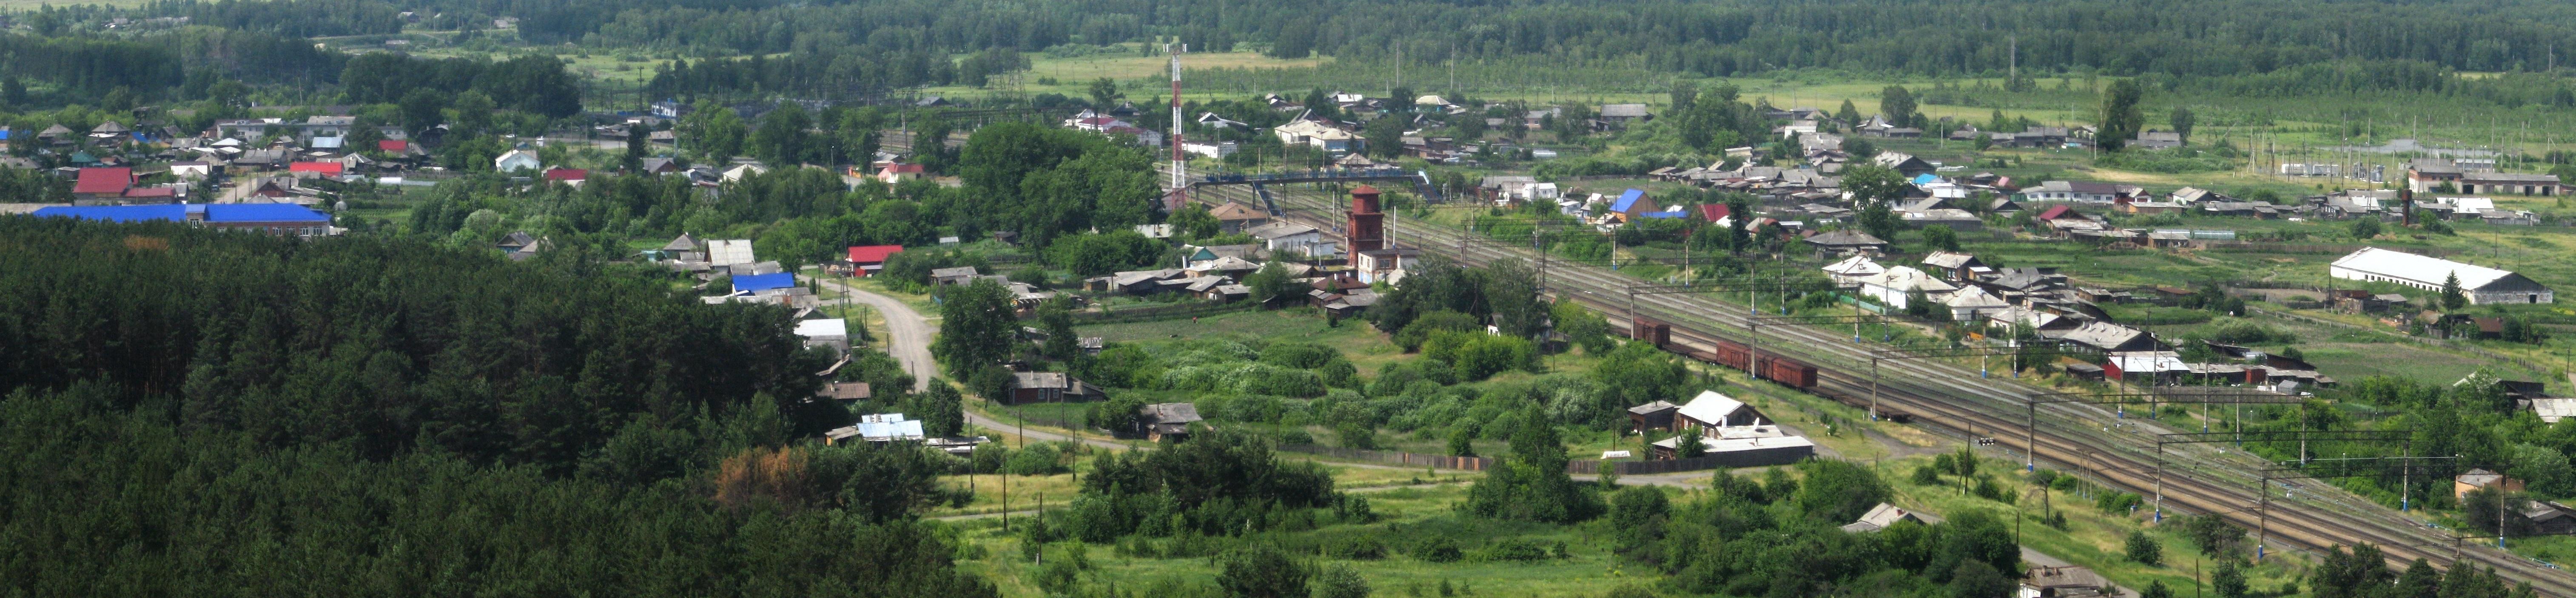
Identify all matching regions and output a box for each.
[2328,247,2553,304]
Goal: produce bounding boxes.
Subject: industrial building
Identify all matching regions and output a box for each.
[2328,247,2552,304]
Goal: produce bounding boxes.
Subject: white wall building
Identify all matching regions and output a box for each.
[2328,247,2552,304]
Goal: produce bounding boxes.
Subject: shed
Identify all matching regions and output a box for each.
[1135,402,1204,441]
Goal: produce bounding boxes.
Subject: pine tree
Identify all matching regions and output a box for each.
[2442,271,2468,309]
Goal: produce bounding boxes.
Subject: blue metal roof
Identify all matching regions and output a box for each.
[205,204,329,223]
[0,130,11,140]
[33,204,328,224]
[1639,211,1689,219]
[732,272,796,293]
[34,205,186,222]
[1611,188,1646,213]
[1911,173,1939,184]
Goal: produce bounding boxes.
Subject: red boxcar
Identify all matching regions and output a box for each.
[1767,358,1819,388]
[1630,318,1670,348]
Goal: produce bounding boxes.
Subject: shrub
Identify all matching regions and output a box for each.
[1005,443,1067,475]
[1260,343,1338,369]
[1413,538,1464,563]
[1323,534,1387,559]
[2125,530,2163,565]
[1472,538,1554,562]
[1910,465,1943,485]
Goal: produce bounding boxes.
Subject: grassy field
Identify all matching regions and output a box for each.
[936,447,2310,598]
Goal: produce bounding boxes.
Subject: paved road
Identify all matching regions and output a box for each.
[814,275,937,393]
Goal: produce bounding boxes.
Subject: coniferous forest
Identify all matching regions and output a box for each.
[0,218,991,597]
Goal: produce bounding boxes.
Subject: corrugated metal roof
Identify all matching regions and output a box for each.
[2331,247,2520,289]
[732,272,795,293]
[34,204,327,224]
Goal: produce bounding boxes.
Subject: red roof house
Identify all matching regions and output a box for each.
[847,245,905,275]
[542,167,589,182]
[71,167,134,197]
[2035,205,2076,221]
[877,163,925,184]
[1697,203,1732,223]
[288,162,344,177]
[377,139,410,153]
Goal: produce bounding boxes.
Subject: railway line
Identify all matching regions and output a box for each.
[1171,174,2576,594]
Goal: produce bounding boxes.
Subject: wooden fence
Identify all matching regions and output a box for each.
[1073,301,1263,324]
[1278,445,1492,471]
[2202,241,2454,257]
[1279,444,1809,475]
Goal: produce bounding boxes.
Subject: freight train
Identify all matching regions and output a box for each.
[1632,317,1819,389]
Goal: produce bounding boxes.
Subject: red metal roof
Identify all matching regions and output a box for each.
[1697,203,1731,223]
[288,162,343,176]
[378,139,409,152]
[848,244,905,264]
[71,167,132,195]
[122,187,176,198]
[880,164,924,175]
[543,167,588,181]
[2036,205,2073,221]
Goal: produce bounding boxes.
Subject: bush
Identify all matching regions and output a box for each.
[1472,538,1554,562]
[2125,530,2163,565]
[1323,534,1386,559]
[2097,491,2143,513]
[1412,538,1464,563]
[1260,343,1338,368]
[1006,443,1068,475]
[1911,465,1943,485]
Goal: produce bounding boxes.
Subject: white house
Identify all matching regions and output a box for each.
[1182,140,1238,159]
[494,150,541,173]
[1245,221,1334,258]
[1822,255,1885,286]
[795,318,850,353]
[1274,119,1362,153]
[1674,390,1765,430]
[1856,266,1957,309]
[1938,286,2012,322]
[2329,247,2553,304]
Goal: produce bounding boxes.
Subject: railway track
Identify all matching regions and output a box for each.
[1173,174,2576,594]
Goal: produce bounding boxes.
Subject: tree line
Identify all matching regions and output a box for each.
[0,216,998,595]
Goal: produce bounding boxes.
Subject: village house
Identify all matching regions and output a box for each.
[1133,402,1204,442]
[1246,221,1332,258]
[494,150,541,173]
[1273,119,1363,153]
[1594,104,1652,129]
[845,245,904,276]
[2018,180,2136,203]
[1856,266,1957,310]
[1803,230,1890,256]
[1838,503,1933,533]
[2055,321,2156,353]
[1207,201,1270,232]
[1822,255,1886,287]
[2457,469,2526,499]
[1008,371,1096,404]
[1918,251,1987,282]
[1871,152,1934,177]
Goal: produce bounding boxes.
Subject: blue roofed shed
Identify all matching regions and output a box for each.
[732,272,797,293]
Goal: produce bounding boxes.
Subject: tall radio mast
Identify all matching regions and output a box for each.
[1169,43,1186,198]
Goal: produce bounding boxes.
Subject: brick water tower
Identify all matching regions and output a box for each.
[1348,184,1386,251]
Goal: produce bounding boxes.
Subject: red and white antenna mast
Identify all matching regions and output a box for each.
[1168,43,1186,195]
